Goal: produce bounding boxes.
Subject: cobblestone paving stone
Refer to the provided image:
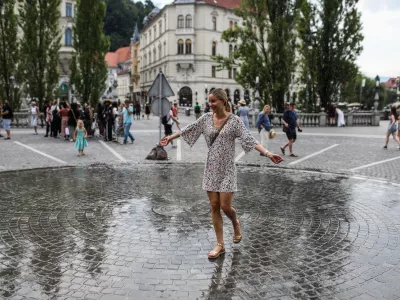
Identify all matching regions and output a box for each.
[0,164,400,299]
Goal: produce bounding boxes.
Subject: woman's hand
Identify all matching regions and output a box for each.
[266,152,283,164]
[160,136,171,147]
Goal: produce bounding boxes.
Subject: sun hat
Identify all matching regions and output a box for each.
[238,99,247,105]
[269,129,276,139]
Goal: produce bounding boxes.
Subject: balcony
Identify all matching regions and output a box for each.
[175,28,195,36]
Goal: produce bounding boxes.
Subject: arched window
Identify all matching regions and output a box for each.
[229,45,233,57]
[177,39,184,54]
[178,15,184,28]
[186,15,192,28]
[212,42,217,56]
[159,45,162,59]
[185,39,192,54]
[149,52,151,64]
[212,16,217,31]
[153,49,156,62]
[144,55,147,66]
[234,45,238,53]
[229,21,233,29]
[65,28,72,46]
[164,41,167,56]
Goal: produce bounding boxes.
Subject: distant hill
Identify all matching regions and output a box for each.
[104,0,155,52]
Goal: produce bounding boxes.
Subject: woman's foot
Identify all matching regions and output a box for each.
[280,147,285,155]
[208,243,225,259]
[383,145,388,149]
[233,220,242,244]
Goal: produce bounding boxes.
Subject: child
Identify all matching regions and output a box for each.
[74,120,88,156]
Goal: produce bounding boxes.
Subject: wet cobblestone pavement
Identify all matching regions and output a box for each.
[1,164,400,300]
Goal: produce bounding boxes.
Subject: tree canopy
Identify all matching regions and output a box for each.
[104,0,155,51]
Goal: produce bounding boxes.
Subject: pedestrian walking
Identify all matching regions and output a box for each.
[74,120,88,156]
[204,103,211,113]
[104,101,114,141]
[51,107,61,138]
[336,107,345,127]
[44,101,52,137]
[1,100,12,140]
[145,102,151,120]
[0,99,3,138]
[30,101,40,135]
[172,102,178,119]
[68,103,79,142]
[59,103,70,140]
[383,105,400,150]
[121,101,135,144]
[96,103,105,138]
[162,105,180,148]
[328,104,336,126]
[256,105,271,154]
[135,102,141,120]
[194,102,202,120]
[281,103,300,157]
[160,88,282,259]
[237,99,250,130]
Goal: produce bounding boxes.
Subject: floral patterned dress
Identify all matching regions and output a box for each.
[181,113,259,192]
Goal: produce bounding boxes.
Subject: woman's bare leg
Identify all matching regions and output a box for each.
[385,132,390,146]
[208,192,223,245]
[392,133,400,145]
[220,192,241,239]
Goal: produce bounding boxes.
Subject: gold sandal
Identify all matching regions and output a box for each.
[233,220,242,244]
[208,243,225,259]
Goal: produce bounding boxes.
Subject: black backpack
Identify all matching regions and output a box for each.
[194,106,201,114]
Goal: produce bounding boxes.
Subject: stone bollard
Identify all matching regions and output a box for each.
[319,108,327,127]
[373,111,380,126]
[347,110,353,126]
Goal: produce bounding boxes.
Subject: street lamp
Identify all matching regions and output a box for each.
[374,75,380,111]
[195,89,198,104]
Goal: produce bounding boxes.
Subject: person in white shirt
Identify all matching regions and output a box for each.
[30,101,40,135]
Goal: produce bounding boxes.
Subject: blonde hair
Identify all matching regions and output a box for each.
[77,120,84,128]
[210,88,231,112]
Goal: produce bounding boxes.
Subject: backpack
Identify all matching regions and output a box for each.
[161,114,170,125]
[194,105,201,114]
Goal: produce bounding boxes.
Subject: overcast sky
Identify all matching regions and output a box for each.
[138,0,399,79]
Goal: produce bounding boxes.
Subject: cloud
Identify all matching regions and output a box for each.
[356,0,400,78]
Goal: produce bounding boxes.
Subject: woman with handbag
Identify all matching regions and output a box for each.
[161,88,282,259]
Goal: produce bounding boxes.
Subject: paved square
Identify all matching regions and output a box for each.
[0,164,399,299]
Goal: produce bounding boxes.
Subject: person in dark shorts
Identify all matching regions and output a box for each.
[281,103,301,157]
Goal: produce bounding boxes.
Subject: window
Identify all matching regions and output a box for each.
[178,15,184,28]
[229,21,233,29]
[185,39,192,54]
[233,68,237,80]
[212,42,216,56]
[228,68,232,79]
[134,66,137,74]
[159,21,162,35]
[159,45,162,60]
[212,66,216,78]
[149,52,152,64]
[153,49,156,62]
[164,42,167,56]
[65,28,72,46]
[134,50,137,58]
[212,16,217,31]
[66,3,72,17]
[144,55,147,66]
[177,39,184,54]
[229,45,233,57]
[186,15,192,28]
[154,26,157,39]
[234,45,238,53]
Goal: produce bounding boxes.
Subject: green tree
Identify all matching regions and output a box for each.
[19,0,61,110]
[0,0,20,108]
[70,0,110,106]
[104,0,154,51]
[213,0,300,112]
[298,0,363,111]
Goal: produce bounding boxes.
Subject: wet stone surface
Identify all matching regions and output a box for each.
[0,164,400,300]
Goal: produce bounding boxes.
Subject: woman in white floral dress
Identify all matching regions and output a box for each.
[161,89,282,258]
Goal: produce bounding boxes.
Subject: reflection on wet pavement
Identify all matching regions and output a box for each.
[0,165,399,299]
